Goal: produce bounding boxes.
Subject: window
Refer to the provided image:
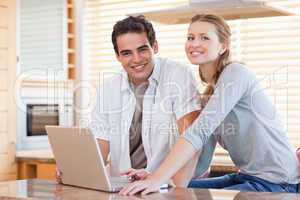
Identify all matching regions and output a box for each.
[84,0,300,166]
[19,0,67,80]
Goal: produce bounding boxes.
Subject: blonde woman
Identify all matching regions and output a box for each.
[120,14,300,195]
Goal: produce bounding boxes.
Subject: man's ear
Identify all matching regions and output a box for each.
[116,53,121,62]
[153,40,158,54]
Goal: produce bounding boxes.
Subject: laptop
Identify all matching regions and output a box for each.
[45,126,131,192]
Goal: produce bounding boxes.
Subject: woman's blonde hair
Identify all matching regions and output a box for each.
[190,14,231,107]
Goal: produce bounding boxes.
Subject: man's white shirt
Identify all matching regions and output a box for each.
[90,57,200,176]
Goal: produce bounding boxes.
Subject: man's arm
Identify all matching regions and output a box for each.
[97,139,110,166]
[172,110,201,187]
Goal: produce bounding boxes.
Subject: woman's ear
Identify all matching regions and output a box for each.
[219,48,226,55]
[219,42,228,55]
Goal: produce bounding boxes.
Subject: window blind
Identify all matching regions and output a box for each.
[238,0,300,149]
[84,0,300,166]
[19,0,65,79]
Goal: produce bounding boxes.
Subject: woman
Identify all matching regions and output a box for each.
[119,14,300,195]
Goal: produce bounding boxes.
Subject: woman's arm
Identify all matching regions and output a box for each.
[171,110,201,187]
[121,111,216,187]
[171,109,217,187]
[175,137,217,186]
[121,111,202,185]
[192,135,217,178]
[119,138,198,195]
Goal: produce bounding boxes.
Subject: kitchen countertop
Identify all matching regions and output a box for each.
[15,149,238,173]
[0,179,299,200]
[16,150,55,163]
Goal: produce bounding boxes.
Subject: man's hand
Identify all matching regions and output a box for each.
[120,168,150,181]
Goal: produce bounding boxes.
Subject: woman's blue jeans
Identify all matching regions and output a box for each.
[188,173,299,193]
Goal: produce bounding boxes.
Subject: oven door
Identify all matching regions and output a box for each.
[27,104,59,136]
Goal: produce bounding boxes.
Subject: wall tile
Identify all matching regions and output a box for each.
[0,92,7,111]
[0,7,8,27]
[0,49,7,69]
[0,29,7,48]
[0,133,8,154]
[0,70,8,90]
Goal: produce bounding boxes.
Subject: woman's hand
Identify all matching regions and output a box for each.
[119,175,163,196]
[120,168,150,181]
[119,138,198,196]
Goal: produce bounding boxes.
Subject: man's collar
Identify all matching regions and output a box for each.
[121,57,161,92]
[149,57,160,83]
[120,71,131,92]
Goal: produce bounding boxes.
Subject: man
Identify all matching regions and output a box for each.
[89,16,201,186]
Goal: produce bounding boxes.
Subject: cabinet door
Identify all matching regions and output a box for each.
[37,163,56,180]
[18,162,56,180]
